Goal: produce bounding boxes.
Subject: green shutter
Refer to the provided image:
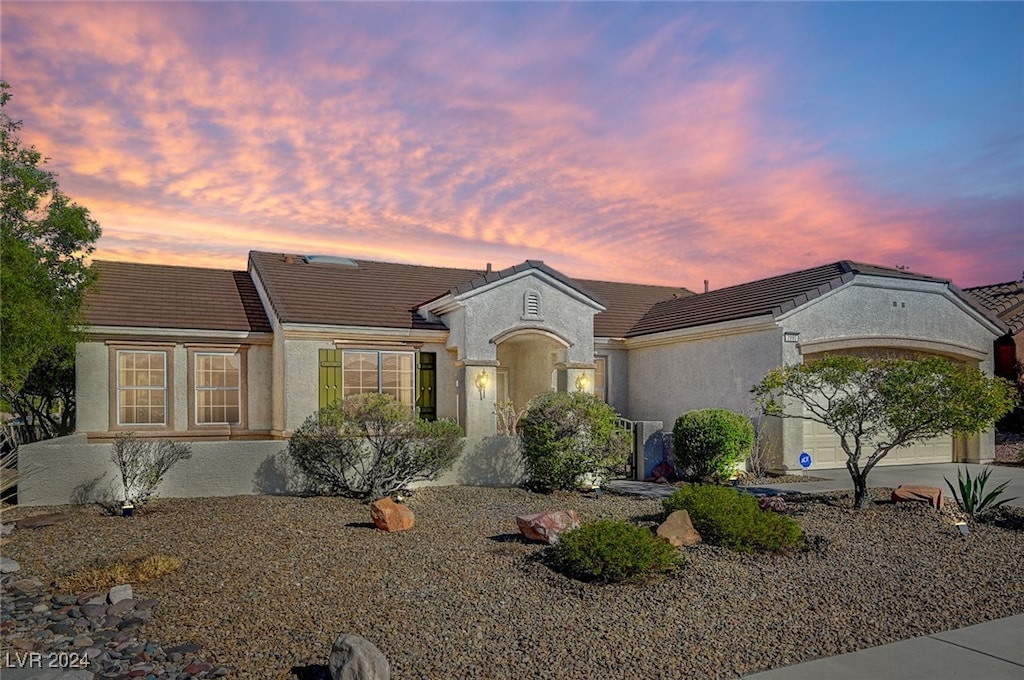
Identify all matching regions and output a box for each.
[319,349,343,409]
[417,352,436,421]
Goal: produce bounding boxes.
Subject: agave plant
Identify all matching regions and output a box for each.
[945,466,1018,519]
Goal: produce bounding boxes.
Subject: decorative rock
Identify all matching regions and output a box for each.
[82,603,108,619]
[329,633,390,680]
[0,556,20,573]
[758,495,788,512]
[515,510,581,545]
[78,590,104,606]
[108,598,136,616]
[370,498,415,532]
[656,510,702,547]
[0,523,14,536]
[14,512,72,529]
[108,584,134,605]
[891,485,944,510]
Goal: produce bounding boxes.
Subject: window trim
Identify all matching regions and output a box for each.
[108,344,175,431]
[341,349,416,407]
[187,345,248,430]
[594,355,609,403]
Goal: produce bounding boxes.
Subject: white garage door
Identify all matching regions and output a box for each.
[802,416,952,468]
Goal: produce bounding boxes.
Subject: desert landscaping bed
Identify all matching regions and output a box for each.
[2,485,1023,679]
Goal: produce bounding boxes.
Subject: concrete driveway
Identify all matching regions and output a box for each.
[608,463,1024,508]
[755,462,1024,508]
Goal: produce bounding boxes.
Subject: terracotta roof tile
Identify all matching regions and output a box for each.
[627,261,978,338]
[248,251,685,336]
[965,280,1024,334]
[83,261,272,333]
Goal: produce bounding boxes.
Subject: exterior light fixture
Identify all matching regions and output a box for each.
[575,373,591,392]
[474,370,490,399]
[783,331,800,343]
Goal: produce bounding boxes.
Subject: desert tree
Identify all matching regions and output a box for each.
[752,355,1016,509]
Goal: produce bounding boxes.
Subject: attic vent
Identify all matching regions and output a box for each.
[523,290,542,319]
[303,255,358,267]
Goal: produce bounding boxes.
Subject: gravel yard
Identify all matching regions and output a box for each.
[3,485,1023,679]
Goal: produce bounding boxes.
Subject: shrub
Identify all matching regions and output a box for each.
[945,466,1018,519]
[663,485,804,554]
[60,554,182,592]
[288,393,465,500]
[110,433,192,506]
[672,409,754,481]
[553,519,681,583]
[517,391,630,492]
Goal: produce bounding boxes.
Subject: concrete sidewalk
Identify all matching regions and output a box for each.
[742,615,1024,680]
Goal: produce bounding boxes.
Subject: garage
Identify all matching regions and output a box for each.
[801,415,953,468]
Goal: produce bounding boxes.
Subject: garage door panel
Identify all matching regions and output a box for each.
[802,413,952,469]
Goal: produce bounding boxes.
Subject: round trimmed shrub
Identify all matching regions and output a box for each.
[553,520,682,583]
[672,409,754,481]
[517,391,630,492]
[662,485,804,554]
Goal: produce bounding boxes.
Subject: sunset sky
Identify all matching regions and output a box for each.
[2,1,1021,290]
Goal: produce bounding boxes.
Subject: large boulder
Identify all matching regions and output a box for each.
[891,485,944,511]
[370,498,415,532]
[515,510,580,545]
[329,633,390,680]
[656,510,702,547]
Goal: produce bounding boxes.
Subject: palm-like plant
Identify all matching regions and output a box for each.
[945,466,1018,518]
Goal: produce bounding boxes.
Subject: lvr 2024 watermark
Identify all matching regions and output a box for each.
[4,650,90,669]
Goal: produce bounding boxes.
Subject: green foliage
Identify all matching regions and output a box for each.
[110,433,193,506]
[752,355,1017,509]
[945,466,1018,518]
[553,519,681,583]
[517,391,630,492]
[1,80,101,425]
[288,392,465,500]
[672,409,754,481]
[663,485,804,554]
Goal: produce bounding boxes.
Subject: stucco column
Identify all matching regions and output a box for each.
[459,361,499,438]
[558,362,595,395]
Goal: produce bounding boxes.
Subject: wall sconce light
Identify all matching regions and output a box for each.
[474,370,490,399]
[575,373,591,392]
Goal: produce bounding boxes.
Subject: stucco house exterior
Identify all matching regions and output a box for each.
[17,252,1007,505]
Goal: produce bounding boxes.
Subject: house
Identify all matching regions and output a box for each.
[17,252,1007,505]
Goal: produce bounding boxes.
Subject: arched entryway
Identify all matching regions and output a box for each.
[494,329,569,411]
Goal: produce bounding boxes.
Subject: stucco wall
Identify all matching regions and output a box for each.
[76,342,109,432]
[16,435,290,506]
[598,346,629,415]
[626,323,782,428]
[455,274,599,364]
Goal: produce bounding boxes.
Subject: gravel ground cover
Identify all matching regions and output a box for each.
[2,485,1023,680]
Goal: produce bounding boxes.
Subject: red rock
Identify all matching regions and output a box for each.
[656,510,702,547]
[758,495,788,512]
[370,498,415,532]
[891,485,944,510]
[515,510,580,544]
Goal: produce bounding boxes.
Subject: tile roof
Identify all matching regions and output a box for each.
[965,280,1024,334]
[627,260,969,338]
[248,251,686,336]
[83,261,272,333]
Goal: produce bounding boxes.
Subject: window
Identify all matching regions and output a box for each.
[195,352,241,425]
[343,350,415,406]
[117,350,167,425]
[594,356,608,403]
